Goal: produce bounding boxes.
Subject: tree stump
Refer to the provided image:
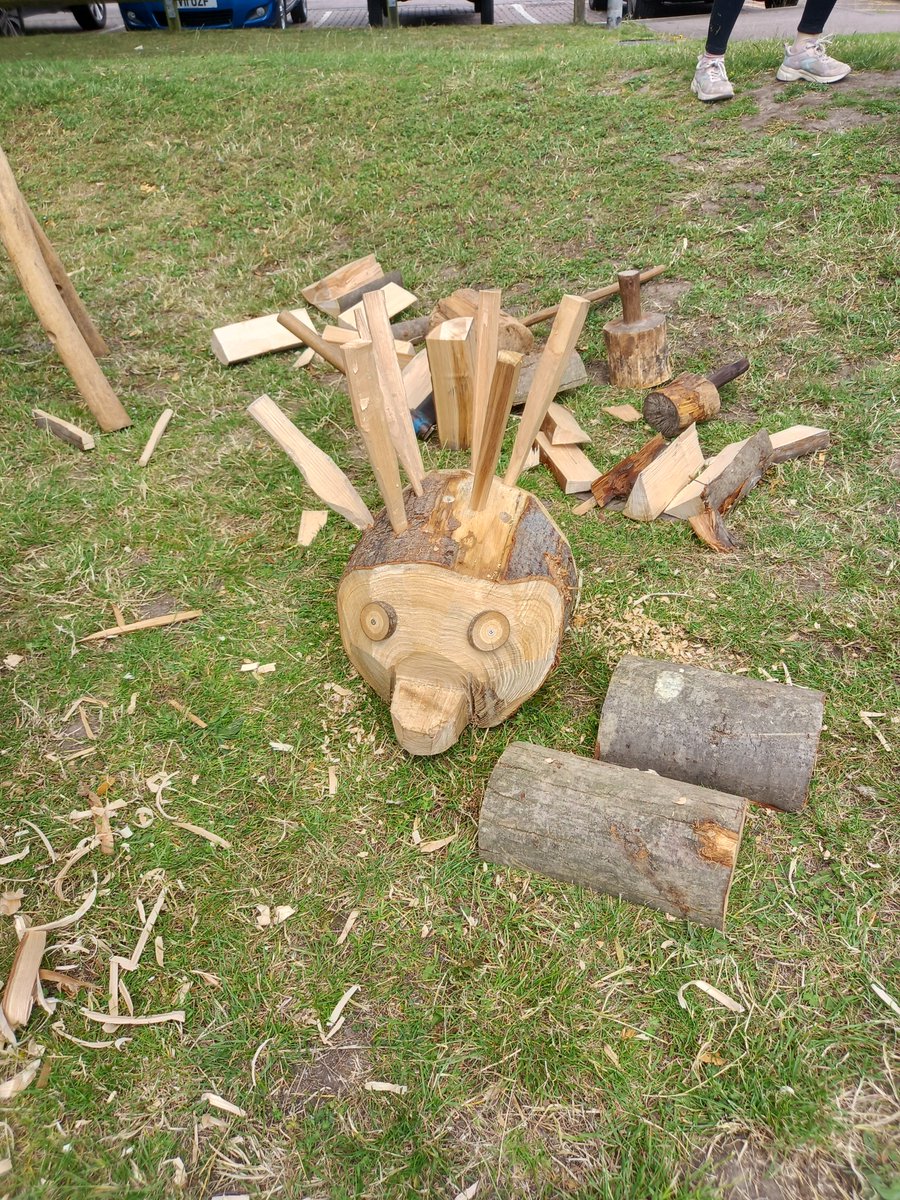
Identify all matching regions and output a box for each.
[479,741,747,930]
[338,470,578,756]
[596,656,825,813]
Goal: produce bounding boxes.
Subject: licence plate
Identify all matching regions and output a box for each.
[179,0,217,8]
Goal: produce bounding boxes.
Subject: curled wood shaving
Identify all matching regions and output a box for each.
[154,936,164,968]
[171,821,230,850]
[327,984,359,1028]
[363,1081,408,1095]
[0,1057,43,1100]
[0,847,29,867]
[80,1008,185,1027]
[53,838,98,901]
[677,980,745,1015]
[68,799,127,822]
[39,970,100,996]
[167,699,207,729]
[51,1021,130,1050]
[18,820,56,863]
[250,1036,273,1089]
[190,970,221,987]
[201,1092,246,1117]
[134,808,155,828]
[30,881,98,932]
[860,712,892,753]
[871,981,900,1018]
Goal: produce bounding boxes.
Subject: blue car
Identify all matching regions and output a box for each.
[119,0,305,29]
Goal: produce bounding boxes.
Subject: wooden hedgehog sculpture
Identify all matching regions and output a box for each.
[249,289,588,755]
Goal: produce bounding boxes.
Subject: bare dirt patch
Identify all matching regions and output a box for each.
[278,1025,372,1114]
[692,1135,860,1200]
[742,71,900,132]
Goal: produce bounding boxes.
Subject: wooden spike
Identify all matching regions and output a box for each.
[32,407,95,451]
[402,350,433,411]
[301,254,383,317]
[503,295,590,486]
[247,394,373,530]
[361,290,425,496]
[137,408,174,467]
[343,339,408,535]
[25,206,109,357]
[0,144,130,433]
[425,316,476,450]
[470,351,523,512]
[276,310,346,373]
[623,424,703,522]
[470,289,502,471]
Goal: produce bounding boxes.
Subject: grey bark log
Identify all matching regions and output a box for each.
[479,741,747,930]
[596,656,825,813]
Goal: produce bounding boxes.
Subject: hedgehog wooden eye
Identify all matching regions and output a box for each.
[360,602,396,642]
[468,610,510,652]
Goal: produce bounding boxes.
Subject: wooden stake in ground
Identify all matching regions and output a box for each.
[343,339,409,535]
[504,295,590,485]
[32,408,95,451]
[425,316,476,450]
[469,350,523,512]
[596,655,825,812]
[361,289,425,495]
[602,269,669,390]
[0,144,130,433]
[469,289,502,469]
[337,470,577,755]
[137,408,174,467]
[480,741,747,930]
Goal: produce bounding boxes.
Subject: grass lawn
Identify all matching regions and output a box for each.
[0,21,898,1200]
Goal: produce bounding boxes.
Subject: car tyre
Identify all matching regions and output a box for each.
[480,0,493,22]
[626,0,662,15]
[290,0,307,21]
[0,6,24,33]
[367,0,384,24]
[71,3,107,27]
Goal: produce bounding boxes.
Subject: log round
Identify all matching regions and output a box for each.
[479,741,747,930]
[603,312,669,390]
[338,470,578,756]
[596,656,825,813]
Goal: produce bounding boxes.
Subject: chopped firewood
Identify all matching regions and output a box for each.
[603,403,642,423]
[322,324,358,345]
[769,425,830,464]
[301,255,384,317]
[590,434,666,509]
[338,283,417,332]
[80,610,202,642]
[540,402,591,446]
[202,1092,247,1117]
[32,408,95,451]
[665,437,748,519]
[623,424,703,522]
[402,349,433,412]
[1,929,46,1029]
[88,792,114,855]
[137,408,174,467]
[297,508,328,547]
[687,429,773,552]
[512,349,587,407]
[167,699,207,729]
[336,270,405,315]
[536,433,599,495]
[427,287,534,356]
[211,308,318,365]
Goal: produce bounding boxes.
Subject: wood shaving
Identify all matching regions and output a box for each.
[269,742,294,753]
[255,906,271,929]
[453,1185,478,1200]
[603,1043,620,1068]
[418,835,457,854]
[871,981,900,1018]
[51,1021,130,1050]
[39,970,100,996]
[677,980,745,1014]
[0,892,24,917]
[256,663,276,675]
[201,1092,246,1117]
[52,838,98,901]
[166,1157,187,1189]
[61,695,108,722]
[336,910,360,946]
[860,712,892,752]
[2,654,24,670]
[190,970,221,988]
[80,1008,185,1027]
[167,699,207,729]
[68,799,127,822]
[327,984,359,1028]
[78,706,96,742]
[0,1057,43,1100]
[171,821,231,849]
[30,881,97,932]
[88,793,114,855]
[18,820,56,863]
[273,906,295,926]
[127,692,138,715]
[154,937,164,967]
[250,1036,273,1088]
[328,766,338,796]
[364,1081,408,1095]
[134,808,155,828]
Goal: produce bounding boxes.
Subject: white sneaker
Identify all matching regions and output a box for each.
[776,35,851,84]
[691,56,735,103]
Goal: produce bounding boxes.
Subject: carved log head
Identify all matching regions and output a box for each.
[338,470,578,755]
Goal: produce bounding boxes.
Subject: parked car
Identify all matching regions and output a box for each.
[119,0,305,27]
[0,1,106,33]
[587,0,795,14]
[367,0,493,24]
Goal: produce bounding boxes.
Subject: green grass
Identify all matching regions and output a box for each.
[0,22,898,1200]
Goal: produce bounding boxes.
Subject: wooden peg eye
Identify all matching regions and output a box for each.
[359,602,396,642]
[468,610,510,652]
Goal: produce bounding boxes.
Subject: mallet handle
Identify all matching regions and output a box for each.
[707,358,750,389]
[617,270,643,325]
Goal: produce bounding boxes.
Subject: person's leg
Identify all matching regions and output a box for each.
[691,0,744,102]
[777,0,851,84]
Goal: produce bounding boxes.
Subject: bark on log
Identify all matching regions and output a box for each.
[596,656,825,813]
[479,741,747,930]
[590,434,666,508]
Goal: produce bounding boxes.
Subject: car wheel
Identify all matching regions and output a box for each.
[480,0,493,22]
[588,0,608,9]
[0,6,24,34]
[71,3,107,27]
[367,0,384,24]
[626,0,662,16]
[290,0,307,20]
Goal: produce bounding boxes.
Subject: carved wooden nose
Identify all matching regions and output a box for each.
[390,672,470,757]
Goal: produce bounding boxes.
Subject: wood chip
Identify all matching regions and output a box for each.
[1,891,24,917]
[418,834,457,855]
[51,1021,130,1050]
[255,905,272,929]
[269,741,294,753]
[80,610,202,643]
[18,819,57,863]
[871,981,900,1018]
[171,821,231,850]
[677,980,745,1014]
[190,970,221,988]
[297,510,328,547]
[327,984,360,1028]
[860,712,892,752]
[88,792,114,855]
[328,766,338,796]
[603,1043,621,1068]
[0,1057,43,1100]
[201,1092,247,1118]
[80,1009,185,1027]
[273,905,295,925]
[603,404,642,422]
[154,936,164,967]
[364,1081,408,1095]
[167,699,207,729]
[336,910,360,946]
[2,654,24,670]
[1,929,46,1029]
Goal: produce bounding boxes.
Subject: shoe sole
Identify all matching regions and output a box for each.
[691,79,733,102]
[776,64,851,83]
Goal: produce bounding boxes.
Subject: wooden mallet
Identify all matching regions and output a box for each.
[642,358,750,438]
[603,269,669,389]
